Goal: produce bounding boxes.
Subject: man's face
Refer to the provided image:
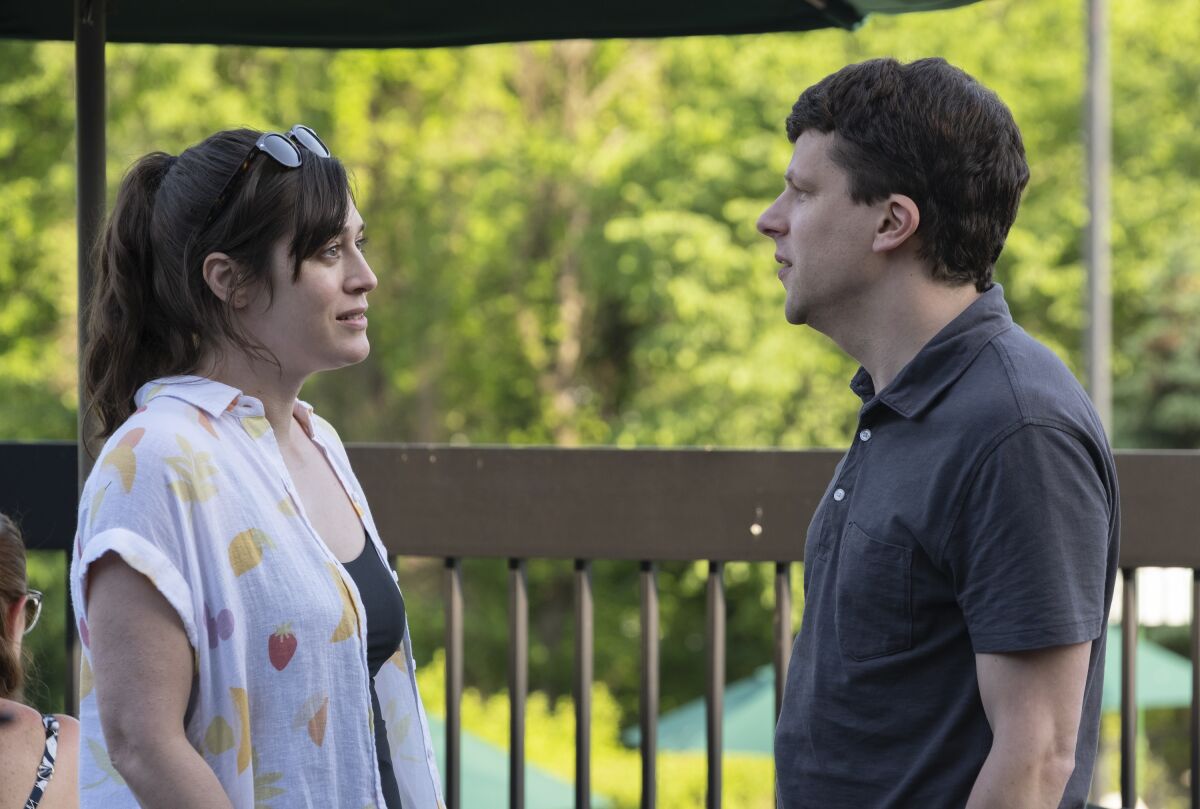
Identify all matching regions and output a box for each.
[756,131,882,330]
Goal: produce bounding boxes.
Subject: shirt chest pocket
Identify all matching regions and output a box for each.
[835,523,913,661]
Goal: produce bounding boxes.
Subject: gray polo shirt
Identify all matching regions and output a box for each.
[775,285,1120,809]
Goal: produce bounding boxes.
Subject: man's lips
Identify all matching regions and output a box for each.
[775,254,792,280]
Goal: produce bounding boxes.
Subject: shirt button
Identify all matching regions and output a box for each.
[859,429,872,442]
[833,488,846,502]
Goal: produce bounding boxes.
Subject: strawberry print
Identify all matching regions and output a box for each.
[269,624,297,671]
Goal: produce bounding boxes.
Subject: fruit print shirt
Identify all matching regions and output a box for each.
[69,376,445,809]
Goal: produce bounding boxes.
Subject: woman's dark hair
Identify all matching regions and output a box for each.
[787,57,1030,292]
[0,512,29,700]
[83,128,352,444]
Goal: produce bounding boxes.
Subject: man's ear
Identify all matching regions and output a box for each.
[202,252,248,308]
[872,194,920,254]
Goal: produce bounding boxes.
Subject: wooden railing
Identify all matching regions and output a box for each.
[3,442,1198,809]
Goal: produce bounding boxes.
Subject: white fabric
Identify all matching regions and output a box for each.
[70,376,444,809]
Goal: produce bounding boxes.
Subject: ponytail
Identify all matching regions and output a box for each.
[0,513,28,701]
[83,152,195,445]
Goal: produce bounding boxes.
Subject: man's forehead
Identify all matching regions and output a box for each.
[787,131,843,184]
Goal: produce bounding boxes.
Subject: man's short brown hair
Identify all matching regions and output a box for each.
[787,57,1030,291]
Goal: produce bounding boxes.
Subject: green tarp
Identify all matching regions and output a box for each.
[624,626,1194,756]
[426,714,610,808]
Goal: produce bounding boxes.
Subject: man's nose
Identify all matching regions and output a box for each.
[757,198,785,238]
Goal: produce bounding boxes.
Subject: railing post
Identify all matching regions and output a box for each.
[1121,568,1137,809]
[508,558,528,809]
[773,561,792,721]
[706,561,725,809]
[639,561,658,809]
[444,558,463,809]
[72,0,107,718]
[574,560,593,809]
[1191,569,1199,809]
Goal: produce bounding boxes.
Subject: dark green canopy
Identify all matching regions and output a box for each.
[1,0,978,49]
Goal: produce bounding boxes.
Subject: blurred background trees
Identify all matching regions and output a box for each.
[3,0,1199,804]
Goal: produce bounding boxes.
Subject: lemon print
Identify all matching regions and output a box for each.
[327,563,358,642]
[79,656,94,700]
[204,716,235,755]
[241,416,271,439]
[101,427,145,492]
[228,528,275,576]
[230,687,252,774]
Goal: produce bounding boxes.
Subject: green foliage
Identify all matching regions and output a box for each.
[20,550,69,714]
[418,649,775,808]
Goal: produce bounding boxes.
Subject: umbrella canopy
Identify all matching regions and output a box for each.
[0,0,980,49]
[426,715,610,808]
[624,627,1193,756]
[1102,625,1192,712]
[623,664,777,755]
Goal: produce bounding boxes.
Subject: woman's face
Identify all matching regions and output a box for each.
[237,202,377,382]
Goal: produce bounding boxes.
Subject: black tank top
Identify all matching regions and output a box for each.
[342,532,406,809]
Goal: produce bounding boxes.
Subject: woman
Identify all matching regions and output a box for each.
[0,512,80,809]
[71,127,442,808]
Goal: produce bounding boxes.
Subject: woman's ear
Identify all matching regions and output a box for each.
[872,194,921,254]
[202,252,249,308]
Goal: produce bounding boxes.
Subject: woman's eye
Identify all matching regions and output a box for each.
[355,238,368,254]
[324,243,341,258]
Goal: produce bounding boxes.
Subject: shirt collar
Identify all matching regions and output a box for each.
[136,375,318,433]
[850,284,1014,419]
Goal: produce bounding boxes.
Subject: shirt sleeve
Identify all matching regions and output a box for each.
[942,421,1114,654]
[72,421,203,652]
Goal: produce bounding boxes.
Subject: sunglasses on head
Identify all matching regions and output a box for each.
[22,589,42,636]
[201,124,331,230]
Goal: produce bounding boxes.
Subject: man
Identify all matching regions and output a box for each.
[758,58,1119,809]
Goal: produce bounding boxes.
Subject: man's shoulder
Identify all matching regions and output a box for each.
[983,324,1100,428]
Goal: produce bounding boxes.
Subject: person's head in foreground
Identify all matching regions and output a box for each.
[757,56,1029,340]
[1,512,79,809]
[0,512,36,700]
[85,125,374,443]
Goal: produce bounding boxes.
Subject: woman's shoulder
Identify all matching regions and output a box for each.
[0,699,48,778]
[50,712,80,740]
[0,700,80,738]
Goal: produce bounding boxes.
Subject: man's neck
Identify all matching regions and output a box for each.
[826,273,982,394]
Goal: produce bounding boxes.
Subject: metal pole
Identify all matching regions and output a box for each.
[72,0,106,717]
[1084,0,1112,434]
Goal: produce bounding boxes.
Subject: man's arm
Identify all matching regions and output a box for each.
[965,641,1092,809]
